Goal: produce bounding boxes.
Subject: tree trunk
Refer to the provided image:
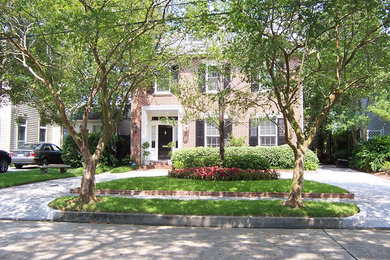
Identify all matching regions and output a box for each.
[283,148,306,208]
[218,95,225,164]
[79,156,98,203]
[219,119,225,163]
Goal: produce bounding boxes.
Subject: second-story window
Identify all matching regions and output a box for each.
[199,62,231,93]
[155,65,179,94]
[199,63,220,93]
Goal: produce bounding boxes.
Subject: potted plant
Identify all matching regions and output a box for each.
[142,141,151,165]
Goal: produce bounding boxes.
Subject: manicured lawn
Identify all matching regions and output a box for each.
[0,168,81,188]
[110,165,139,173]
[50,196,359,217]
[0,165,137,189]
[96,177,349,194]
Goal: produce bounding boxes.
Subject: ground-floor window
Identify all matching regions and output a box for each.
[259,120,277,146]
[17,118,27,148]
[39,122,47,142]
[206,123,219,147]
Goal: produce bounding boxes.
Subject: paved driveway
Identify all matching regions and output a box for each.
[0,166,389,228]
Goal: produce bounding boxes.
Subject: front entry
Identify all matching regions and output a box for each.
[158,125,173,160]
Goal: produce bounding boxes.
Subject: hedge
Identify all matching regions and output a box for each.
[171,145,319,170]
[168,167,280,181]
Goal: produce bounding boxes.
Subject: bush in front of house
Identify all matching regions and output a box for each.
[350,135,390,172]
[171,145,319,170]
[62,132,120,168]
[168,167,280,181]
[223,153,270,170]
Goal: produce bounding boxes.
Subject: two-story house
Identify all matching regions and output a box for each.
[130,58,303,164]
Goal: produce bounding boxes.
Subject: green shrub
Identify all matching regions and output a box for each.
[382,161,390,173]
[332,149,352,160]
[223,153,270,170]
[62,132,120,168]
[171,145,319,170]
[350,136,390,172]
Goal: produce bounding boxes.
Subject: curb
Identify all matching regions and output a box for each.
[53,211,345,229]
[70,189,355,199]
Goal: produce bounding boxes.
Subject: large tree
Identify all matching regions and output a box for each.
[1,0,176,202]
[224,0,389,207]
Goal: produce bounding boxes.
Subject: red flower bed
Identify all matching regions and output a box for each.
[168,167,280,181]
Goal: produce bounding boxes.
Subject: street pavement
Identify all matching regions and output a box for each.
[0,165,389,228]
[0,220,389,259]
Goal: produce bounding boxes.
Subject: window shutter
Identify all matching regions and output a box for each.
[224,120,232,139]
[196,120,205,147]
[198,63,206,92]
[172,65,179,84]
[277,118,286,145]
[250,82,259,93]
[147,81,155,94]
[223,64,231,90]
[249,120,258,146]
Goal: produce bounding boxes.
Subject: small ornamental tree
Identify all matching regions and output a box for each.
[1,0,176,203]
[223,0,389,207]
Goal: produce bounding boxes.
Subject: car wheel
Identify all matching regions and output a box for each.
[15,164,23,169]
[0,158,8,173]
[42,158,49,166]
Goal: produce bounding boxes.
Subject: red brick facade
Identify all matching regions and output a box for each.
[130,62,303,164]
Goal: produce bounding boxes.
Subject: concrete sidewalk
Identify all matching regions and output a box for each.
[0,166,389,228]
[1,220,390,259]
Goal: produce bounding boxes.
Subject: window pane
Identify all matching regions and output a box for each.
[260,136,276,146]
[207,65,219,92]
[207,137,220,147]
[156,66,176,93]
[206,123,219,136]
[39,128,46,142]
[258,120,277,146]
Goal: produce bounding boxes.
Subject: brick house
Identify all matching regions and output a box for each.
[130,59,303,165]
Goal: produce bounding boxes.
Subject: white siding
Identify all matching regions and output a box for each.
[0,104,12,151]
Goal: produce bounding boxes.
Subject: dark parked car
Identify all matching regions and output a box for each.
[10,143,63,169]
[0,150,11,173]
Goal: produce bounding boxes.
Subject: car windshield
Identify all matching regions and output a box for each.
[18,144,42,150]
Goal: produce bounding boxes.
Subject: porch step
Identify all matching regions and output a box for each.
[140,160,172,170]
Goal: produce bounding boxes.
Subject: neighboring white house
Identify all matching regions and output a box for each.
[361,98,390,140]
[367,112,390,139]
[0,102,62,152]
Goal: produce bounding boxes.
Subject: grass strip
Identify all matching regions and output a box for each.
[110,165,138,173]
[96,177,349,194]
[50,196,359,218]
[0,169,80,188]
[0,164,140,189]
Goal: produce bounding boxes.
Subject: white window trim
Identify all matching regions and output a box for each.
[205,122,220,147]
[202,61,221,94]
[17,118,27,147]
[258,119,277,146]
[154,65,178,95]
[154,79,172,95]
